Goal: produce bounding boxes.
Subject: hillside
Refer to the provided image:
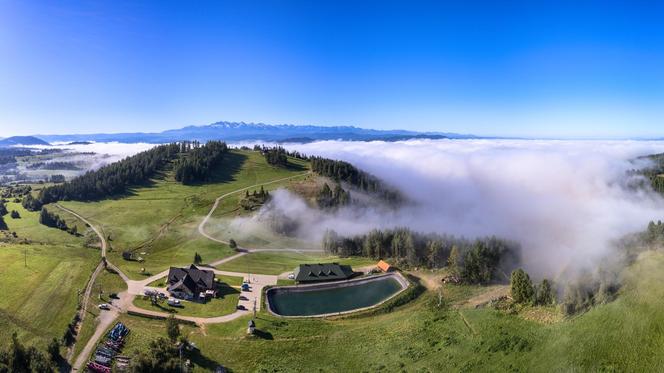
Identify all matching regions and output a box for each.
[0,136,50,147]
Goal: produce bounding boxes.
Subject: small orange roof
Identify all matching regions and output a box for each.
[377,260,391,272]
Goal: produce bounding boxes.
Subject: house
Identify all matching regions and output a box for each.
[377,260,392,272]
[167,265,215,300]
[293,263,354,283]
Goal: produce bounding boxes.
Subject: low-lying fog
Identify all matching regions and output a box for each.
[31,139,664,277]
[27,142,158,171]
[240,139,664,277]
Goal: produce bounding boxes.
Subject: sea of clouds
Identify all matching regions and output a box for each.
[242,139,664,277]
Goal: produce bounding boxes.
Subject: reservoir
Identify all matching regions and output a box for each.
[266,273,407,317]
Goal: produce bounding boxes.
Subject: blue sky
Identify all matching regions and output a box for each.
[1,1,663,138]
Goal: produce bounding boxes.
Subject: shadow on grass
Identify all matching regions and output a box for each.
[184,151,248,186]
[189,347,223,371]
[217,285,241,298]
[253,329,274,340]
[283,159,307,172]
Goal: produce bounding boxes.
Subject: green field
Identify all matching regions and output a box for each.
[133,285,240,318]
[215,251,376,275]
[104,251,664,372]
[0,243,97,347]
[2,201,88,245]
[58,150,310,279]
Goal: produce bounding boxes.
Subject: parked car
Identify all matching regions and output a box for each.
[287,273,295,280]
[236,305,246,310]
[109,293,119,299]
[239,295,248,301]
[241,283,250,291]
[98,303,111,310]
[167,298,182,307]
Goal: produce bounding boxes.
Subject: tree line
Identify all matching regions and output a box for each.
[316,183,349,209]
[26,161,79,170]
[0,333,61,372]
[38,207,77,235]
[310,157,401,203]
[34,143,181,205]
[323,228,520,284]
[173,141,228,184]
[20,141,231,209]
[633,152,664,194]
[0,200,6,230]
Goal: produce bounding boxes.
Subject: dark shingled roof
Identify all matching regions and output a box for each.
[167,265,215,295]
[293,263,354,283]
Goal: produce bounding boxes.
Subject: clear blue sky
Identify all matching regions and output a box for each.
[1,1,663,138]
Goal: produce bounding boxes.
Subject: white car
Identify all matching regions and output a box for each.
[98,303,111,310]
[287,273,295,280]
[167,298,182,307]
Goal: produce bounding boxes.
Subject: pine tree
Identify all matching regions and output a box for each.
[511,268,535,304]
[447,245,461,276]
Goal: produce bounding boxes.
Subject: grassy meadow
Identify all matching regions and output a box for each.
[58,149,310,279]
[215,251,376,275]
[105,251,664,372]
[0,243,97,347]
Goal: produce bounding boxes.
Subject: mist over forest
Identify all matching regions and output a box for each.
[231,139,664,278]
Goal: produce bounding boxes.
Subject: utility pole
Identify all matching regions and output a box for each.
[253,298,257,318]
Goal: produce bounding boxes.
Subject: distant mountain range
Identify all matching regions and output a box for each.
[35,122,479,144]
[0,136,50,147]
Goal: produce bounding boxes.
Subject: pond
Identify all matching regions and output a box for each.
[266,274,407,317]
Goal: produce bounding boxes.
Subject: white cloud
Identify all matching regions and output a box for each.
[247,139,664,276]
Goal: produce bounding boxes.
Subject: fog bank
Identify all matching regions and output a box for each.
[254,139,664,276]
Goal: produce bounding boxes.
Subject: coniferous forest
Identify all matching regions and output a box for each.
[27,141,230,208]
[323,228,520,284]
[173,141,228,184]
[310,157,401,202]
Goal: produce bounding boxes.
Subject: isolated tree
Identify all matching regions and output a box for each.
[0,216,7,230]
[535,279,554,305]
[166,316,180,343]
[511,268,535,304]
[10,210,20,219]
[229,238,237,249]
[193,252,202,265]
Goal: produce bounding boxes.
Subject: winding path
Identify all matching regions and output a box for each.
[63,171,318,369]
[198,172,310,245]
[55,204,131,371]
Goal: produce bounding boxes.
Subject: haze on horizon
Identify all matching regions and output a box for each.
[1,1,664,139]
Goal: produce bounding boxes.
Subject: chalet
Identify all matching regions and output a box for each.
[167,264,215,301]
[293,263,354,283]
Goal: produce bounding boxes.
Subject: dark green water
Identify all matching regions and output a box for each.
[268,276,403,316]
